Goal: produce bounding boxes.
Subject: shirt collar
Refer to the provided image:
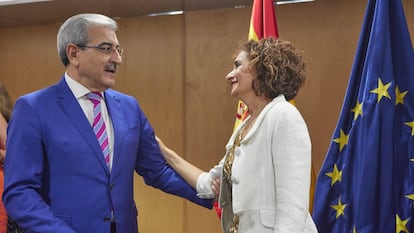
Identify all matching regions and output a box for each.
[64,72,104,100]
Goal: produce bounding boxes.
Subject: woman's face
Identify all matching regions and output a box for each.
[225,51,256,100]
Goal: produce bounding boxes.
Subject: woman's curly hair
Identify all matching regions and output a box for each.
[239,37,305,101]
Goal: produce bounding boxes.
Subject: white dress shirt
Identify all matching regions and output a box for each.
[64,73,114,171]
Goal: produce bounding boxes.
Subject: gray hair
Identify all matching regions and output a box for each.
[57,13,118,66]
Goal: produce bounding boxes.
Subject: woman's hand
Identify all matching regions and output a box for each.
[155,136,172,162]
[155,135,205,189]
[211,177,221,197]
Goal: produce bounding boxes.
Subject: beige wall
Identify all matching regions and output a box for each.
[0,0,413,232]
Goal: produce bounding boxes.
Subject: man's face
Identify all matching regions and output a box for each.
[75,26,122,92]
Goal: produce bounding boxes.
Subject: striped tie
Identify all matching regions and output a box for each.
[86,92,110,167]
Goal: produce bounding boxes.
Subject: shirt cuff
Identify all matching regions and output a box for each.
[196,172,215,199]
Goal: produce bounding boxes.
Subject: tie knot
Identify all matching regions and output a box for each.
[86,92,102,106]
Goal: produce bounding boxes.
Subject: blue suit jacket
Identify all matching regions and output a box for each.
[3,77,212,233]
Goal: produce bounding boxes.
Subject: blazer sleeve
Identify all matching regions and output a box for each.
[271,104,312,233]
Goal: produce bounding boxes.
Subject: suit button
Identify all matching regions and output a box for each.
[104,216,111,222]
[109,183,114,190]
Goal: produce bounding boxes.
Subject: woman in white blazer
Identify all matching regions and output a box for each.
[157,38,318,233]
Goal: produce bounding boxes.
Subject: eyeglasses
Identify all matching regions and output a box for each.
[76,44,124,56]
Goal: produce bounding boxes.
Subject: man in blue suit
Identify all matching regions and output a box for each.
[2,13,213,233]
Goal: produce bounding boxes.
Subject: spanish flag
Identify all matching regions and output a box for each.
[248,0,279,41]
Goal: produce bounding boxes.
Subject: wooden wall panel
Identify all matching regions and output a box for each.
[0,24,63,101]
[116,15,186,233]
[0,1,413,233]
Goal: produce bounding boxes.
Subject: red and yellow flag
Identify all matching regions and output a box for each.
[248,0,279,41]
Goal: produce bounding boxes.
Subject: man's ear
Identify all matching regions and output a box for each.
[67,43,80,66]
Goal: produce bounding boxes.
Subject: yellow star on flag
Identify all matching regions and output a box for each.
[370,78,392,103]
[404,121,414,136]
[395,86,408,105]
[396,214,409,233]
[325,164,342,186]
[351,101,363,121]
[406,194,414,201]
[330,197,347,219]
[333,129,349,152]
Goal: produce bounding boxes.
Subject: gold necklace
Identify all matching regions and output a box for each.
[223,124,245,182]
[223,124,245,233]
[235,123,245,147]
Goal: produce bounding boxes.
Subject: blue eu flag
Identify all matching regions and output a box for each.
[312,0,414,232]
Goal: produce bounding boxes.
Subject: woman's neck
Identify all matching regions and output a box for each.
[245,97,271,119]
[240,97,271,139]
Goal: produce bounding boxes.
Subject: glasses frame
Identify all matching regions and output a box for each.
[76,44,124,56]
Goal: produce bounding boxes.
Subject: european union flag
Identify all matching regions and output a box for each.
[312,0,414,232]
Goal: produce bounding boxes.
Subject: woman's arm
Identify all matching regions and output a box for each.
[156,136,221,197]
[155,136,205,188]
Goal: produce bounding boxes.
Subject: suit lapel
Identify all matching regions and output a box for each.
[56,77,110,175]
[104,90,125,171]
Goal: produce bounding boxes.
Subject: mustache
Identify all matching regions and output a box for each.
[104,63,118,72]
